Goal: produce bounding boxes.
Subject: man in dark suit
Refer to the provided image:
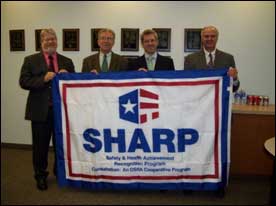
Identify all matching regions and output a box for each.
[128,29,175,71]
[184,25,240,92]
[19,28,75,191]
[82,28,128,73]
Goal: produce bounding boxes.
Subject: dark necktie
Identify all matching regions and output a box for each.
[102,55,108,72]
[48,55,55,72]
[208,53,214,68]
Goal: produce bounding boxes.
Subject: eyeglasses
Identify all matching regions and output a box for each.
[99,37,114,41]
[43,37,57,42]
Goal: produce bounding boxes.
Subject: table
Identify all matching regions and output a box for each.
[230,104,275,176]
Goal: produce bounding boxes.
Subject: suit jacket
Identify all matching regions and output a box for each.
[19,52,75,121]
[82,52,128,72]
[184,49,236,70]
[128,54,175,71]
[184,49,239,91]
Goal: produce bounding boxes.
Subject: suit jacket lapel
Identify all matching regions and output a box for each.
[199,51,207,68]
[110,52,118,71]
[155,54,160,70]
[141,55,148,69]
[56,53,62,72]
[214,49,222,67]
[39,52,49,73]
[95,53,101,71]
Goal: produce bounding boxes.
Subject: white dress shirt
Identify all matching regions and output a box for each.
[145,52,157,70]
[99,51,112,69]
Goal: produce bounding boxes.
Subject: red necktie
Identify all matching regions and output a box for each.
[48,55,55,72]
[48,55,55,105]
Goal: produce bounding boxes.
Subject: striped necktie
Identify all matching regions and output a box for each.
[207,53,214,68]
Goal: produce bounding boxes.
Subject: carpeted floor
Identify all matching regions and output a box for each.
[1,146,272,205]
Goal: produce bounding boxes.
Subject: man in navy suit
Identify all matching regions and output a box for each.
[19,28,75,191]
[128,29,175,71]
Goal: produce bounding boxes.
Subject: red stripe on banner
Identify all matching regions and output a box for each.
[152,112,159,119]
[63,80,217,88]
[214,80,219,178]
[140,114,147,123]
[69,173,217,180]
[63,79,221,180]
[140,88,159,99]
[140,102,159,109]
[62,84,73,176]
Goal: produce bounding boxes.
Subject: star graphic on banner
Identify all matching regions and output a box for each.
[122,99,136,114]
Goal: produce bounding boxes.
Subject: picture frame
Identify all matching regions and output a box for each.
[35,29,42,51]
[91,28,103,51]
[153,28,171,52]
[63,29,80,51]
[184,28,202,52]
[9,29,25,51]
[121,55,139,63]
[121,28,139,51]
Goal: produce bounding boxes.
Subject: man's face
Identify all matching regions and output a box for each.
[98,32,114,54]
[201,28,218,52]
[41,33,57,54]
[142,34,158,55]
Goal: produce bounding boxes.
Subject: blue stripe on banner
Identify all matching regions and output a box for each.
[221,72,231,187]
[52,77,67,184]
[60,180,224,191]
[52,68,231,191]
[55,68,228,81]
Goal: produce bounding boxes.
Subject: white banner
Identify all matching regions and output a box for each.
[53,69,232,190]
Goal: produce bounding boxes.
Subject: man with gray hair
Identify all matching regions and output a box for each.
[19,28,75,190]
[82,28,128,73]
[184,25,240,92]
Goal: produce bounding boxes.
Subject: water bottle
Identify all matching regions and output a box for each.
[239,89,246,104]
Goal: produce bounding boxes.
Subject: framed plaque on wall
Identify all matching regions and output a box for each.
[63,29,80,51]
[184,28,202,52]
[153,28,171,52]
[121,28,139,51]
[9,29,25,51]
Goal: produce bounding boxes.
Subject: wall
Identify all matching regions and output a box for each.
[1,1,275,144]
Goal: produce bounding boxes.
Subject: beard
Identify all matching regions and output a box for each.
[42,44,57,54]
[46,47,56,55]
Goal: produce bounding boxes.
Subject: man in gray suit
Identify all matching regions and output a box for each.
[19,28,75,190]
[184,26,240,92]
[82,28,128,73]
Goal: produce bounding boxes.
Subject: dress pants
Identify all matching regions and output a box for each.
[31,106,57,180]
